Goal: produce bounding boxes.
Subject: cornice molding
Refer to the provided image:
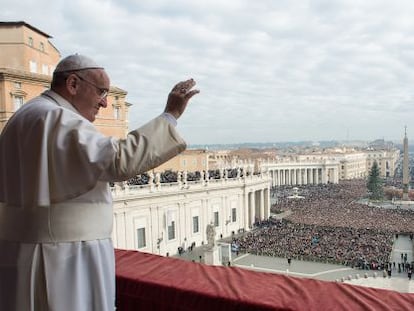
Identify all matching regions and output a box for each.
[0,68,51,83]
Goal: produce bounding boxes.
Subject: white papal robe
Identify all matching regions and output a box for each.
[0,90,186,310]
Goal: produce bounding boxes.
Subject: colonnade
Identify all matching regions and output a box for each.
[264,164,339,187]
[245,188,269,228]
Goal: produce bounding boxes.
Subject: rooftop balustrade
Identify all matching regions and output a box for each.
[111,168,270,198]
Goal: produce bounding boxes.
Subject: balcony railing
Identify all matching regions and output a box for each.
[115,249,414,311]
[111,172,270,197]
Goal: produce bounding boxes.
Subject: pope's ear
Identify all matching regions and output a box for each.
[66,74,78,95]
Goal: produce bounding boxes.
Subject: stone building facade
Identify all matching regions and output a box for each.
[111,170,271,256]
[0,21,130,138]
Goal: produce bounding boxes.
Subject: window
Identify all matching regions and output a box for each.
[137,228,146,248]
[182,159,187,166]
[28,37,33,47]
[42,64,48,75]
[14,96,24,111]
[40,42,44,52]
[114,106,121,120]
[29,60,37,73]
[14,82,21,89]
[214,211,219,227]
[168,221,176,240]
[232,208,237,222]
[193,216,199,233]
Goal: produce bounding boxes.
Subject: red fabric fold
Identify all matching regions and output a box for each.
[115,249,414,311]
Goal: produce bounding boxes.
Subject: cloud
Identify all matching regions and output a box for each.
[2,0,414,144]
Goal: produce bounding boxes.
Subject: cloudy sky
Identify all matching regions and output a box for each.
[2,0,414,145]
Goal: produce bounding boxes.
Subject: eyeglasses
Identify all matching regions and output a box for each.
[74,73,109,99]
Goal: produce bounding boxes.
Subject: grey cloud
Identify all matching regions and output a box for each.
[2,0,414,143]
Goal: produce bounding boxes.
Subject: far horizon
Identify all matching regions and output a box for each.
[189,138,411,150]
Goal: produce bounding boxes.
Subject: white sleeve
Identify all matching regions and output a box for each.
[160,112,177,127]
[101,115,186,181]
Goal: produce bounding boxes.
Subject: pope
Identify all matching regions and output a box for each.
[0,54,199,311]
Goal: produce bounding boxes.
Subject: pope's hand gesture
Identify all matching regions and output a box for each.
[164,78,200,119]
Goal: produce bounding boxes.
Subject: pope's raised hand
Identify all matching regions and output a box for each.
[164,78,200,119]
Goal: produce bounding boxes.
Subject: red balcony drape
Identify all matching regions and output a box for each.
[115,249,414,311]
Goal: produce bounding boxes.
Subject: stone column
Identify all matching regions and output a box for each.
[244,191,249,230]
[178,202,186,246]
[333,167,339,183]
[288,169,292,185]
[249,191,255,227]
[201,198,211,246]
[259,189,265,220]
[292,169,296,185]
[302,168,308,185]
[321,167,327,184]
[264,188,270,219]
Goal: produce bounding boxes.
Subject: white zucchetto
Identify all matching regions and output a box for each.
[54,54,104,73]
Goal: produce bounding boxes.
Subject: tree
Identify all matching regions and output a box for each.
[367,161,383,200]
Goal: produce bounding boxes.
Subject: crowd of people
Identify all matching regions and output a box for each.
[233,179,414,268]
[235,219,393,268]
[272,180,414,232]
[118,170,413,270]
[113,168,248,186]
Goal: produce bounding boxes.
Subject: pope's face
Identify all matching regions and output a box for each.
[71,69,110,122]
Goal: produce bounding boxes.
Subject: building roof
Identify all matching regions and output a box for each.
[0,21,52,38]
